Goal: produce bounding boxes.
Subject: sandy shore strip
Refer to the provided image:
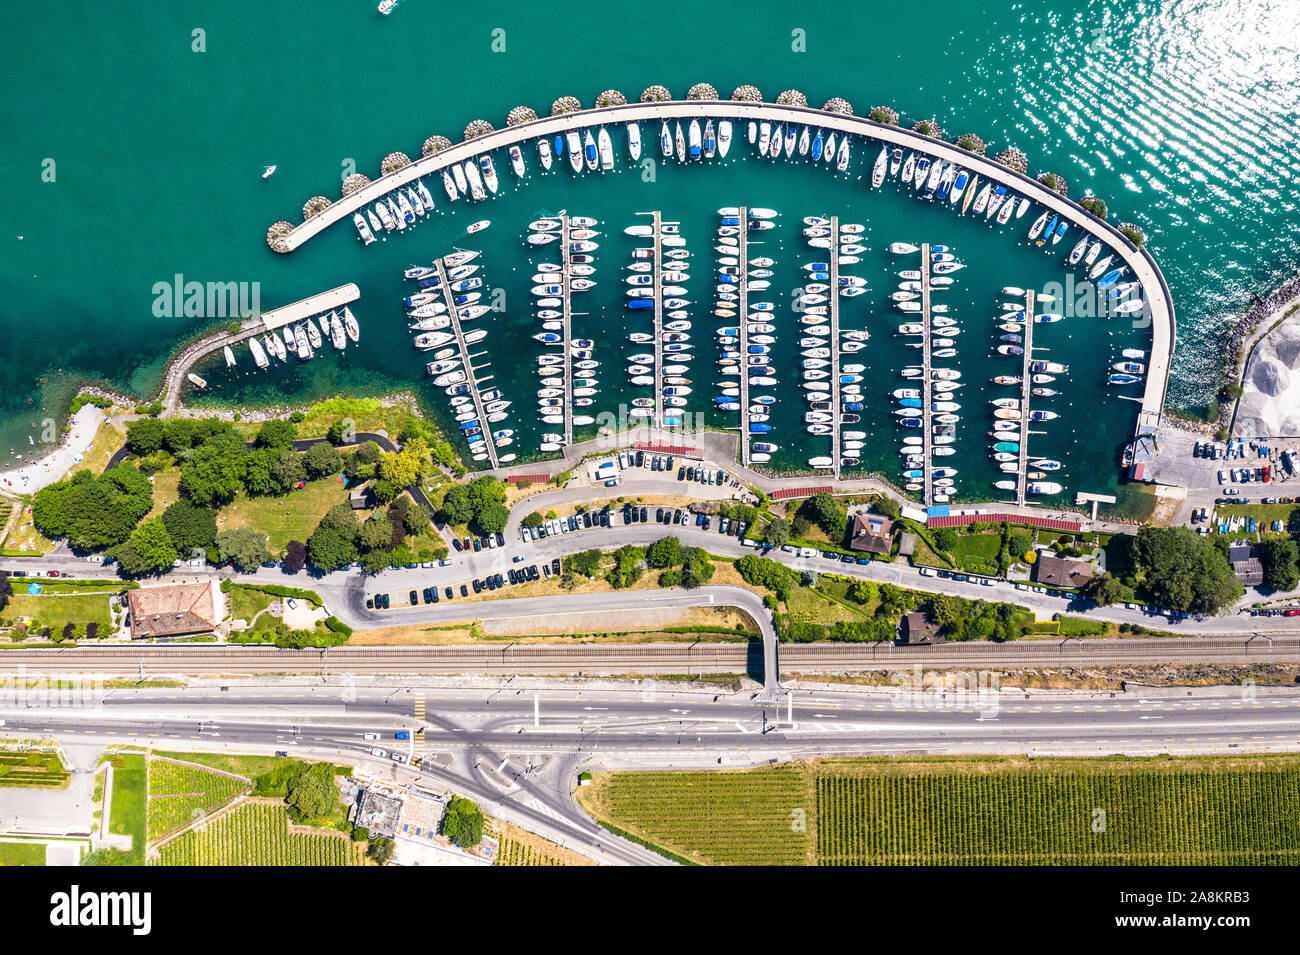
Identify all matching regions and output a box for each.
[0,404,106,495]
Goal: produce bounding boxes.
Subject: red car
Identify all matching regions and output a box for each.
[1286,609,1300,617]
[1263,467,1271,482]
[46,570,60,578]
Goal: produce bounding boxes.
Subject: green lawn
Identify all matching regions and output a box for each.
[225,584,271,625]
[946,533,1003,574]
[145,467,182,520]
[0,840,47,866]
[5,593,114,636]
[219,476,352,552]
[107,754,147,865]
[784,583,866,625]
[152,752,349,797]
[1214,502,1300,534]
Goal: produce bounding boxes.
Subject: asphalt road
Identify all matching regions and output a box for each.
[5,679,1300,863]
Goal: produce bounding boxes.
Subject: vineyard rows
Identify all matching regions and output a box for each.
[147,759,250,841]
[153,801,364,866]
[495,838,566,866]
[593,768,813,865]
[817,764,1300,865]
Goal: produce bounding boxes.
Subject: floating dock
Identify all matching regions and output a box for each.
[1015,290,1037,507]
[558,213,576,447]
[431,260,498,469]
[259,284,360,332]
[920,242,934,505]
[828,217,842,479]
[737,207,751,468]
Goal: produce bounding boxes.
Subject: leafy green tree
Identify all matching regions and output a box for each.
[522,511,545,528]
[1083,572,1126,607]
[934,528,960,552]
[284,763,338,822]
[430,441,458,469]
[1132,526,1242,614]
[646,536,682,568]
[242,446,282,496]
[179,433,248,507]
[358,515,395,553]
[343,443,380,483]
[804,492,848,541]
[386,543,415,568]
[161,418,199,454]
[441,797,484,847]
[377,437,430,490]
[367,837,395,865]
[32,465,153,552]
[396,498,431,537]
[318,503,360,537]
[302,441,343,479]
[849,580,878,605]
[160,500,217,556]
[874,496,900,520]
[1257,537,1299,591]
[255,418,297,449]
[111,517,178,576]
[307,526,358,573]
[565,549,604,577]
[0,575,12,614]
[271,448,305,490]
[360,548,393,576]
[1007,533,1033,562]
[472,502,509,536]
[681,550,715,588]
[216,527,270,572]
[763,518,790,549]
[440,485,474,525]
[659,568,683,587]
[125,417,165,455]
[606,545,646,589]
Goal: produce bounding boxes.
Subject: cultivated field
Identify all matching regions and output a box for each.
[147,758,250,842]
[0,750,69,789]
[577,766,814,865]
[493,823,594,866]
[580,756,1300,866]
[152,799,364,866]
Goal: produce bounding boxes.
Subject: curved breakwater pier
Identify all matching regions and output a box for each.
[268,99,1175,474]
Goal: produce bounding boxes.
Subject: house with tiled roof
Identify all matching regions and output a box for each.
[125,581,225,640]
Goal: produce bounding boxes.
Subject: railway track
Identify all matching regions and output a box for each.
[1,635,1297,677]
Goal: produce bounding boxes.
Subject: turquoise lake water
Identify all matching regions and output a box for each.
[3,0,1298,500]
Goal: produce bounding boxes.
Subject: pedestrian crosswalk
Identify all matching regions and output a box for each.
[413,694,426,764]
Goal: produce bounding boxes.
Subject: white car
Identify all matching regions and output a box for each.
[363,733,379,741]
[919,567,936,577]
[391,753,408,764]
[799,547,817,559]
[370,748,387,758]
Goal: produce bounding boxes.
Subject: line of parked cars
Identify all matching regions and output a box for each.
[451,531,507,554]
[521,508,609,542]
[1218,466,1271,485]
[367,558,566,610]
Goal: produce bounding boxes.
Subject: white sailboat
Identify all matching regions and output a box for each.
[717,120,732,158]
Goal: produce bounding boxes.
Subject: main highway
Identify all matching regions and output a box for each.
[4,679,1299,863]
